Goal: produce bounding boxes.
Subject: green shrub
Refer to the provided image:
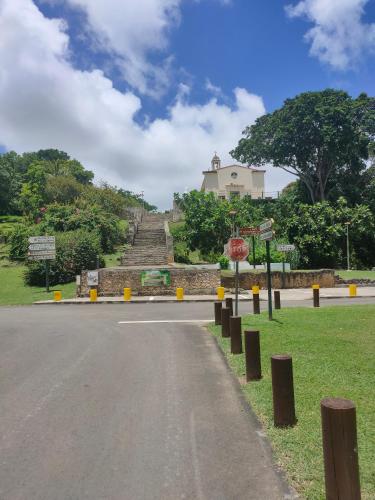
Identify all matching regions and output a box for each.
[174,241,191,264]
[38,203,124,253]
[218,255,229,269]
[8,224,34,260]
[24,229,103,286]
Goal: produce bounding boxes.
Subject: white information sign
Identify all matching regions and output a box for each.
[29,236,55,244]
[28,243,56,251]
[28,235,56,261]
[87,271,99,286]
[259,219,274,233]
[277,244,295,252]
[260,230,274,241]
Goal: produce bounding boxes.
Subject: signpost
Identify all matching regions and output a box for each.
[258,220,274,320]
[227,238,249,316]
[240,227,260,269]
[277,244,295,288]
[28,236,56,292]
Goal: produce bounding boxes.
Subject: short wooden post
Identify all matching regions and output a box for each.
[214,301,222,325]
[271,355,296,427]
[225,297,233,316]
[230,316,242,354]
[244,330,261,381]
[321,398,361,500]
[313,284,320,308]
[253,287,260,314]
[221,307,230,338]
[274,290,281,310]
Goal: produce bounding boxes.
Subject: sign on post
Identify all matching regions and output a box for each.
[28,236,56,261]
[259,220,274,320]
[227,238,249,262]
[240,227,260,236]
[260,230,275,242]
[277,244,295,252]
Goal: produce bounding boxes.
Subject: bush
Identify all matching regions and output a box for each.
[24,229,103,286]
[8,224,34,260]
[38,203,124,253]
[173,241,191,264]
[218,255,229,269]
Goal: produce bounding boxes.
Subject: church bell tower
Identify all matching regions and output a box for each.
[211,153,221,170]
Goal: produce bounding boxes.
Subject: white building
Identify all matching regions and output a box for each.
[201,154,266,200]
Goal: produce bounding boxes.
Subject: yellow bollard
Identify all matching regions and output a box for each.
[90,289,97,302]
[312,284,320,290]
[349,284,357,297]
[217,286,225,301]
[252,285,260,294]
[54,291,62,302]
[176,287,184,301]
[124,287,132,301]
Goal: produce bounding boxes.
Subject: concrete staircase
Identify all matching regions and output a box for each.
[121,214,169,267]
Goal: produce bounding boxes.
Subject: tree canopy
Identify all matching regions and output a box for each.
[231,89,375,203]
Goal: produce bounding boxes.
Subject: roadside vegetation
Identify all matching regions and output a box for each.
[0,148,156,297]
[209,305,375,499]
[174,90,375,271]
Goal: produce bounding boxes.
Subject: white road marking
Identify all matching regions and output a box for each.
[118,320,214,324]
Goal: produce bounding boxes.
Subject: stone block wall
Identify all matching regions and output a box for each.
[79,267,221,296]
[221,269,335,290]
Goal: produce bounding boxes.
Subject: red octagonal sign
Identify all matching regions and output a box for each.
[227,238,249,262]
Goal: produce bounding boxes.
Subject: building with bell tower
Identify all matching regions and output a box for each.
[201,153,265,200]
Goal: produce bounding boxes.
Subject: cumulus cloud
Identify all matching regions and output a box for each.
[286,0,375,69]
[0,0,285,209]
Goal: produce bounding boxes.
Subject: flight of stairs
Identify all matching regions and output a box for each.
[121,214,169,267]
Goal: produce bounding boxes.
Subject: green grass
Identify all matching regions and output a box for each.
[209,306,375,499]
[0,264,76,305]
[336,270,375,280]
[104,247,124,267]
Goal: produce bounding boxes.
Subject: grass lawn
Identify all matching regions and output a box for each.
[0,264,76,305]
[104,248,124,267]
[336,270,375,280]
[209,306,375,499]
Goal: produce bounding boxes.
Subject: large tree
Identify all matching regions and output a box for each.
[231,90,374,203]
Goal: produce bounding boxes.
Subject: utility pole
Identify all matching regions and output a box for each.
[345,222,351,271]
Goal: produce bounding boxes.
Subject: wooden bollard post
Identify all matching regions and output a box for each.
[321,398,361,500]
[313,284,320,308]
[252,286,260,315]
[221,307,230,338]
[225,297,233,316]
[244,330,262,381]
[274,290,281,310]
[230,316,242,354]
[214,301,222,325]
[271,355,297,427]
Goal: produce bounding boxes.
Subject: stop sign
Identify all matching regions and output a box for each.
[227,238,249,261]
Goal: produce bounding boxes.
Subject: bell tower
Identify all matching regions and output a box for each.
[211,152,221,170]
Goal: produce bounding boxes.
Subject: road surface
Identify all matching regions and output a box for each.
[0,304,298,500]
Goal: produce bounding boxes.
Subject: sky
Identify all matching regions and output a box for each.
[0,0,374,209]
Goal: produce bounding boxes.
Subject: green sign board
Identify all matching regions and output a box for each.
[141,270,171,287]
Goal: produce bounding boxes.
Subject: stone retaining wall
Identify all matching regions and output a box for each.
[221,269,335,290]
[79,267,221,296]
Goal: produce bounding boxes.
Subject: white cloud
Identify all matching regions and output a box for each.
[0,0,288,210]
[286,0,375,69]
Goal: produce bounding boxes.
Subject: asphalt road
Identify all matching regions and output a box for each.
[0,304,300,500]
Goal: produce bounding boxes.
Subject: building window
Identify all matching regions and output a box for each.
[230,191,240,199]
[231,172,238,179]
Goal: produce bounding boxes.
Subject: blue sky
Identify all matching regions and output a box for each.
[0,0,374,207]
